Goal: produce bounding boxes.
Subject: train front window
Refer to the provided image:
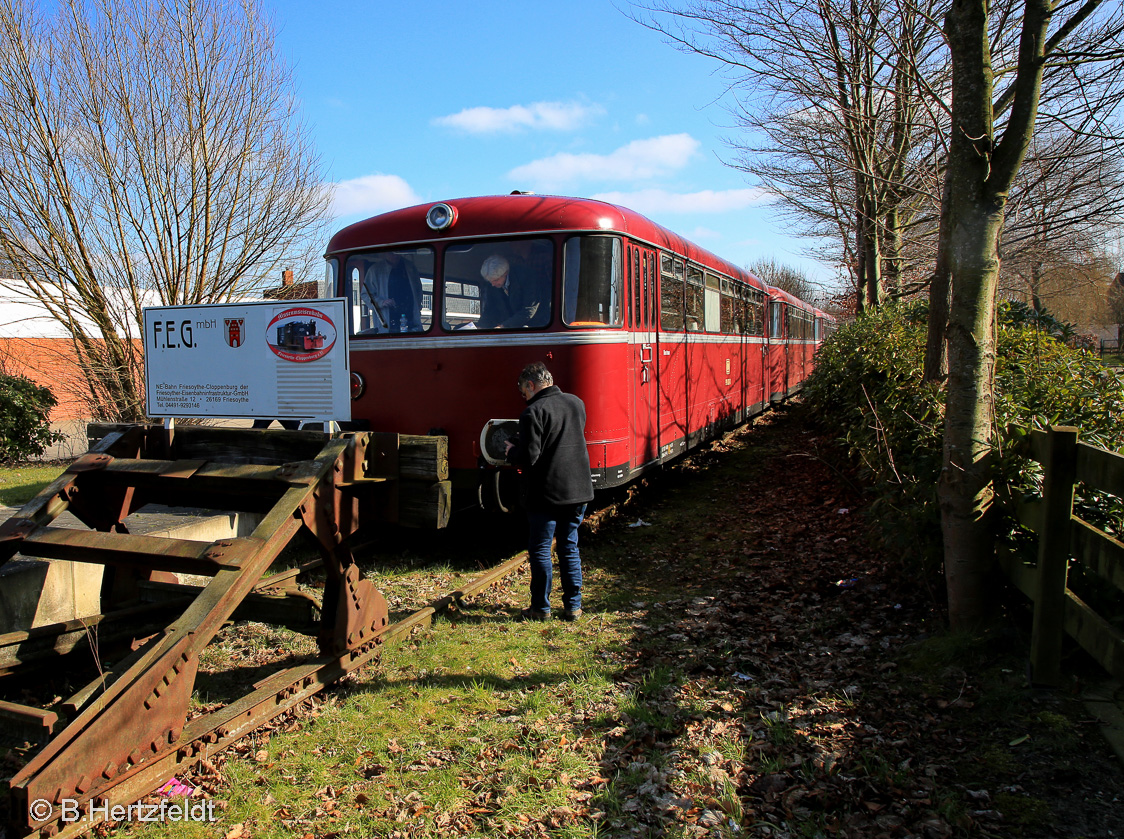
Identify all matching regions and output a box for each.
[441,238,553,330]
[563,236,622,327]
[345,248,434,336]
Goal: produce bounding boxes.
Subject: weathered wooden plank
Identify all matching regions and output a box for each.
[1075,441,1124,500]
[398,480,452,529]
[83,458,324,508]
[1064,588,1124,681]
[1031,426,1078,686]
[1070,516,1124,594]
[995,545,1037,598]
[398,435,450,481]
[1028,427,1050,464]
[172,427,330,464]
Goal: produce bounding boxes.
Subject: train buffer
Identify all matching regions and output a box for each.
[0,423,488,838]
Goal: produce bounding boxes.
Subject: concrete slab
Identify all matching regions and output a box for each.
[1084,681,1124,767]
[0,503,262,634]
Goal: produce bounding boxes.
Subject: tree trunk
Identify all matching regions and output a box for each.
[938,201,1004,630]
[884,206,903,298]
[924,179,953,382]
[939,0,1052,630]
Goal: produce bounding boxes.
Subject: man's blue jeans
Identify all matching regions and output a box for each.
[527,503,586,613]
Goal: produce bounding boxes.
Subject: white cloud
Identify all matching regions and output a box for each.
[328,174,421,218]
[591,187,767,214]
[433,101,603,134]
[508,134,700,188]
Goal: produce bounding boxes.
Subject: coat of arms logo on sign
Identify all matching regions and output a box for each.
[224,318,244,348]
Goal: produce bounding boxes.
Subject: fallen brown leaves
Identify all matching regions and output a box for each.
[70,404,1123,839]
[577,406,1124,838]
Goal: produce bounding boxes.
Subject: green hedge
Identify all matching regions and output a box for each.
[803,302,1124,568]
[0,373,63,464]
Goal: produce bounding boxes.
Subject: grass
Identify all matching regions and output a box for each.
[0,461,66,506]
[116,554,647,838]
[106,435,760,839]
[8,410,1121,838]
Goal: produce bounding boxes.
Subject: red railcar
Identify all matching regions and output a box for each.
[324,194,832,510]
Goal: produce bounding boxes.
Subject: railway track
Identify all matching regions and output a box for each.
[0,425,523,839]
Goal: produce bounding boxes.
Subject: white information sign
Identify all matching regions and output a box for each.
[143,299,351,422]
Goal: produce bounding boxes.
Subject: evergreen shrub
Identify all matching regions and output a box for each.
[803,302,1124,569]
[0,373,63,464]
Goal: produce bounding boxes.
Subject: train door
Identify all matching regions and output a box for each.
[628,245,658,467]
[741,285,756,417]
[657,253,688,460]
[768,299,785,403]
[649,251,661,454]
[756,289,768,412]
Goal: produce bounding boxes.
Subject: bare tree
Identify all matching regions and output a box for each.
[632,0,951,311]
[939,0,1124,629]
[0,0,330,421]
[1000,127,1124,310]
[749,256,823,303]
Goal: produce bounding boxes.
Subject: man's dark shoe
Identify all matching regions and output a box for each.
[560,608,583,622]
[519,607,551,622]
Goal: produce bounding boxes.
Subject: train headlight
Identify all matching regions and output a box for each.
[425,202,457,231]
[350,371,366,400]
[480,419,520,466]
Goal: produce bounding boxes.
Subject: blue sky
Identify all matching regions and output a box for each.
[271,0,836,290]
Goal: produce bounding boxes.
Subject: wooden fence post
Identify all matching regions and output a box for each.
[1030,425,1079,686]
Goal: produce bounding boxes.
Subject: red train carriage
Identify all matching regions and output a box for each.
[324,194,832,511]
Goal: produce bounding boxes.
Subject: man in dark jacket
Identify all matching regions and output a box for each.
[505,362,594,621]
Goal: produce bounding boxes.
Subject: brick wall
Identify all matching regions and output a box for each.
[0,337,91,421]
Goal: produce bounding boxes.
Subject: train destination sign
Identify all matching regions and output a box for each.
[143,299,351,422]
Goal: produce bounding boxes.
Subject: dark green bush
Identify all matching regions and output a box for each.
[0,373,63,464]
[803,301,1124,568]
[802,303,945,563]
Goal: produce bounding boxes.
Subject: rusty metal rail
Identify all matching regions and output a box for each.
[8,551,528,839]
[0,424,493,839]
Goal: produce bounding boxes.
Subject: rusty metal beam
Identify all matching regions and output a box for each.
[0,700,58,735]
[0,601,192,676]
[13,528,241,574]
[5,551,527,839]
[0,428,458,838]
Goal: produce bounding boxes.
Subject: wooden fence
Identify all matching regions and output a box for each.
[996,425,1124,686]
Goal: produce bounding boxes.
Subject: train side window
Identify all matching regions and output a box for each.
[660,253,684,332]
[324,258,338,299]
[442,238,553,330]
[685,264,704,332]
[748,288,764,336]
[768,301,784,338]
[344,247,434,337]
[704,272,721,333]
[632,248,642,329]
[563,236,622,327]
[720,282,737,334]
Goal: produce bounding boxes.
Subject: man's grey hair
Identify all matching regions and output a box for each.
[518,362,553,387]
[480,254,509,281]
